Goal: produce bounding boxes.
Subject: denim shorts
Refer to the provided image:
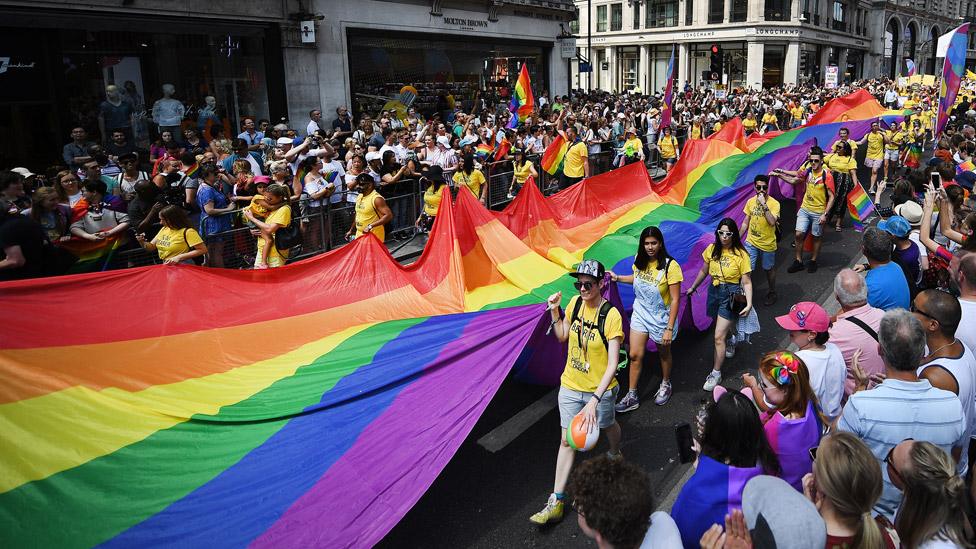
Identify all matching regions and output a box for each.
[706,282,742,320]
[884,149,900,161]
[745,242,776,271]
[795,207,824,237]
[558,385,619,429]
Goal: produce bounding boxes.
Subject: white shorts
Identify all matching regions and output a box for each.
[864,157,884,169]
[884,150,900,162]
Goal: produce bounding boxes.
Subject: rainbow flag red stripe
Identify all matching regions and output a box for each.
[494,138,512,162]
[507,64,534,129]
[474,143,494,159]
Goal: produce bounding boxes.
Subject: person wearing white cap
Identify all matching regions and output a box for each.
[426,135,458,177]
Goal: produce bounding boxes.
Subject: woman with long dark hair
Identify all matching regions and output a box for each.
[685,217,754,391]
[825,139,861,232]
[453,154,486,203]
[509,148,538,198]
[609,226,683,409]
[671,390,780,546]
[135,205,208,265]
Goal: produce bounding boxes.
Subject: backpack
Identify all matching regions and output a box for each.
[570,298,629,370]
[273,207,302,251]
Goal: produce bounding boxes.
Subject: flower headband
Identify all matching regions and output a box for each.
[770,351,800,385]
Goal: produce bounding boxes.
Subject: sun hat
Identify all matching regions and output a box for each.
[11,167,35,178]
[276,137,293,146]
[436,135,451,147]
[893,201,923,225]
[365,151,382,162]
[742,476,827,549]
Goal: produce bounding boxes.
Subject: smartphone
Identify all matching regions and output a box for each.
[675,423,696,464]
[931,172,942,188]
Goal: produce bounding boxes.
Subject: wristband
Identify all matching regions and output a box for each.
[592,393,602,403]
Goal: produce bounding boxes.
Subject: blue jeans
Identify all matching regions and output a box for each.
[745,242,775,271]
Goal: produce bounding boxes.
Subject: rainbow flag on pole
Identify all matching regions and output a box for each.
[541,134,569,175]
[474,143,494,160]
[936,23,970,136]
[846,183,875,232]
[661,45,676,129]
[507,64,534,129]
[906,58,917,77]
[957,159,976,174]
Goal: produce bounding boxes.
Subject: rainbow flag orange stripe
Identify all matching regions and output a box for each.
[507,64,534,129]
[541,134,568,175]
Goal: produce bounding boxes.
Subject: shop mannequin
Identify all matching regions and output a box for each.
[98,85,135,144]
[152,84,185,137]
[197,95,221,139]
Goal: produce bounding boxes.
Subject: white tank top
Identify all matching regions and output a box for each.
[918,343,976,473]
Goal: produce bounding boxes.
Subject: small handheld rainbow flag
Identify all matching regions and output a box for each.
[507,64,534,129]
[474,143,494,160]
[541,134,568,175]
[494,138,512,162]
[847,183,875,232]
[183,163,199,179]
[957,159,976,174]
[323,170,340,184]
[661,45,676,129]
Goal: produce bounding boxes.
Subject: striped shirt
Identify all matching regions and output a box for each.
[838,378,966,520]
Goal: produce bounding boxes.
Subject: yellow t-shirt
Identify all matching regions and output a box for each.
[246,196,270,219]
[633,258,683,307]
[355,189,385,241]
[743,118,758,131]
[561,296,623,393]
[824,153,857,173]
[742,196,781,252]
[563,141,589,178]
[841,138,858,153]
[423,184,444,216]
[690,125,702,140]
[885,130,905,150]
[257,205,292,265]
[800,169,832,214]
[703,244,752,285]
[657,135,678,159]
[713,121,723,133]
[514,161,533,184]
[152,227,203,260]
[791,106,804,121]
[762,113,778,125]
[866,131,885,159]
[453,169,485,199]
[623,137,644,156]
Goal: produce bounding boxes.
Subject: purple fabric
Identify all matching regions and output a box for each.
[251,304,544,548]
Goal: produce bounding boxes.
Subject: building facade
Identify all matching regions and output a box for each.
[0,0,573,170]
[571,0,973,92]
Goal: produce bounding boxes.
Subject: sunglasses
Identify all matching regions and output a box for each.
[755,184,768,190]
[810,158,823,163]
[717,230,734,237]
[885,446,905,486]
[573,281,596,291]
[910,302,941,324]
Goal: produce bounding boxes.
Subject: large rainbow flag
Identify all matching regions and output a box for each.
[1,91,896,548]
[937,23,970,135]
[507,64,534,129]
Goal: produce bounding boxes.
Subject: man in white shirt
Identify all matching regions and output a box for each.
[306,109,323,137]
[954,252,976,352]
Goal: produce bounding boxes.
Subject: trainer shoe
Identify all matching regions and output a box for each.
[529,493,564,525]
[702,370,722,391]
[725,333,738,358]
[764,291,778,306]
[654,381,672,405]
[807,260,818,273]
[787,259,805,273]
[615,390,640,413]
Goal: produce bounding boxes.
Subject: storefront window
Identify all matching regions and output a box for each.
[762,45,786,88]
[346,32,547,120]
[650,45,677,93]
[618,46,639,90]
[0,22,272,169]
[765,0,790,21]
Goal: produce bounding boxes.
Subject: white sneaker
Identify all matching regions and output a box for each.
[702,370,722,391]
[725,334,737,358]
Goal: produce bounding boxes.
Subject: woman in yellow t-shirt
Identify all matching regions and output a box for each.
[685,218,753,391]
[657,126,679,173]
[533,259,624,525]
[135,205,208,265]
[608,226,683,408]
[790,104,805,128]
[761,108,779,133]
[743,112,758,136]
[510,148,538,198]
[417,165,447,232]
[244,183,292,269]
[825,140,862,232]
[452,154,486,203]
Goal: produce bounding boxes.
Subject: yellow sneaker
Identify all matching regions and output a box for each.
[529,493,564,525]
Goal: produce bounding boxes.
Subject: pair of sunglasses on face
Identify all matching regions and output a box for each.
[574,281,596,291]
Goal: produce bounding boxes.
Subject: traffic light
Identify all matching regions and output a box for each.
[709,44,722,81]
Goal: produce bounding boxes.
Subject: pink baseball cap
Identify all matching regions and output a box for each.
[775,301,830,332]
[253,175,271,184]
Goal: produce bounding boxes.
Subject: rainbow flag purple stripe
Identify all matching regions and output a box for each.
[661,45,676,129]
[937,23,970,136]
